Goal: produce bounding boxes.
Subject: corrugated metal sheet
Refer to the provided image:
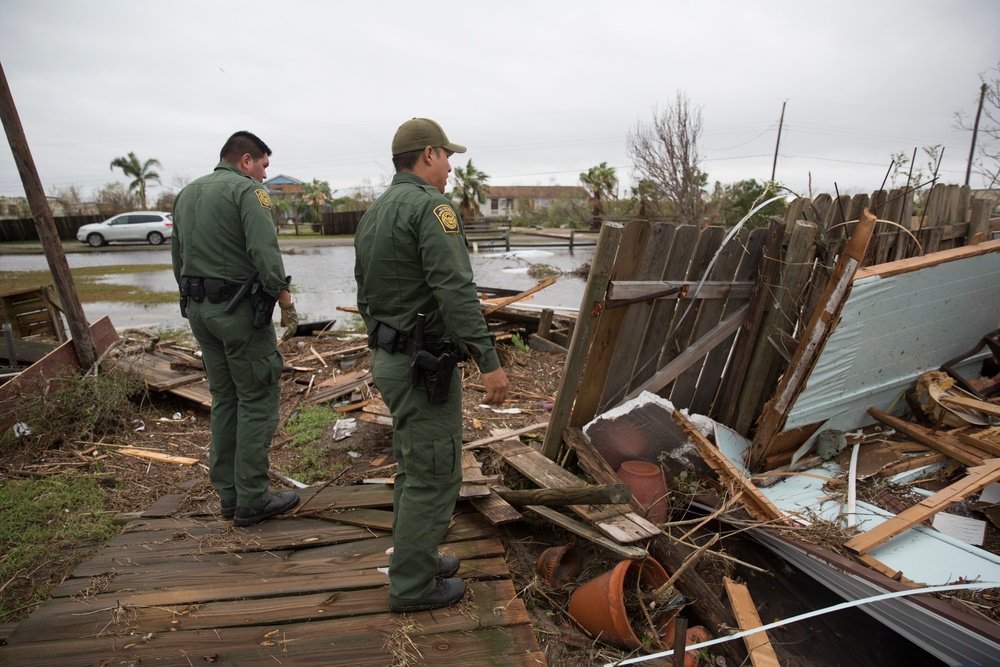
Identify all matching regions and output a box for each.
[784,247,1000,434]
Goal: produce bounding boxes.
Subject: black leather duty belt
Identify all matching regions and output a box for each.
[367,321,455,356]
[179,276,236,304]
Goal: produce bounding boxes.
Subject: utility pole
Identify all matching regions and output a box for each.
[965,83,987,186]
[771,101,786,182]
[0,60,97,368]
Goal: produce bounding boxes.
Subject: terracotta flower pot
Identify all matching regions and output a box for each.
[568,557,670,650]
[660,620,711,667]
[535,543,584,589]
[617,460,669,523]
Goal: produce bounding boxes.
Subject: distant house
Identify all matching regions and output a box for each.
[480,185,588,219]
[263,175,305,196]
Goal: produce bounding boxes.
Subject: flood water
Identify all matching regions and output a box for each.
[0,244,594,331]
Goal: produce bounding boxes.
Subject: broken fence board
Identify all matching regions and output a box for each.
[116,447,200,466]
[750,208,877,469]
[526,505,648,560]
[723,577,781,667]
[321,508,394,531]
[671,410,784,523]
[869,408,988,467]
[490,438,660,543]
[845,457,1000,554]
[470,490,524,525]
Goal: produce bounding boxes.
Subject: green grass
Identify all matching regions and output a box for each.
[0,473,119,620]
[282,405,347,484]
[0,264,177,306]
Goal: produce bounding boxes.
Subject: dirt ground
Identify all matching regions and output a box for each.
[0,332,954,666]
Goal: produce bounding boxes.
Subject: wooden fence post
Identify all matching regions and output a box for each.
[731,220,818,436]
[540,222,624,460]
[749,209,877,470]
[0,60,96,368]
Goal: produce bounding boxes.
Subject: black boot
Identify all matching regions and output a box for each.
[389,577,467,613]
[234,491,299,527]
[437,554,460,577]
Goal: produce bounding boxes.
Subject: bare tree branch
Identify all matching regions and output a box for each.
[627,91,707,225]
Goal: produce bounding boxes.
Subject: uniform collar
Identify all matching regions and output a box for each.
[214,161,253,179]
[391,172,431,188]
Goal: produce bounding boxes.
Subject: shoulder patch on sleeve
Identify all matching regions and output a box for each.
[254,188,272,210]
[433,204,460,233]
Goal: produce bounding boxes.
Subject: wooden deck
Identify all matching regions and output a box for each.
[0,485,546,666]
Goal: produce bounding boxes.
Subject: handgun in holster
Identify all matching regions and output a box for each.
[410,313,460,404]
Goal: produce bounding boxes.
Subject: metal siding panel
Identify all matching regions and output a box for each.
[785,251,1000,432]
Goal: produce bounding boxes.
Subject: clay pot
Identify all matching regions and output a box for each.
[661,620,711,667]
[535,543,584,589]
[568,557,670,650]
[617,460,669,523]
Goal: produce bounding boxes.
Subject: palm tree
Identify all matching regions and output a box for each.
[300,179,332,233]
[449,160,490,221]
[109,152,162,210]
[580,162,618,229]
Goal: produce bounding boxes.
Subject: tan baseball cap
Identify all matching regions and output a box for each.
[391,118,467,156]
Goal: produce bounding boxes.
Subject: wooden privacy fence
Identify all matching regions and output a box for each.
[322,209,364,235]
[541,184,998,459]
[0,214,103,242]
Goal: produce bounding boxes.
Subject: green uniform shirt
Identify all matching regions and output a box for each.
[354,172,500,374]
[171,161,290,297]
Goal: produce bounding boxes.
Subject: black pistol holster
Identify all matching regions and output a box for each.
[248,283,278,328]
[409,313,462,405]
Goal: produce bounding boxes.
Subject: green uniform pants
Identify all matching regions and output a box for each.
[187,299,283,509]
[371,347,463,606]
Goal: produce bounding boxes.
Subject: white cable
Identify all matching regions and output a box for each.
[607,581,996,666]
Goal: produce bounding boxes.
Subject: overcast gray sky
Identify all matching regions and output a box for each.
[1,0,998,205]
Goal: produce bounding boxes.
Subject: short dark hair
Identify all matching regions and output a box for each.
[220,131,271,163]
[392,148,423,173]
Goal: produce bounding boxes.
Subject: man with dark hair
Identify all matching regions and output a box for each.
[172,130,300,527]
[355,118,509,613]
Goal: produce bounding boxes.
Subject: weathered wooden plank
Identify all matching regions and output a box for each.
[73,511,497,578]
[573,219,650,423]
[622,304,748,404]
[321,507,394,531]
[845,458,1000,554]
[657,226,726,385]
[751,209,877,469]
[52,537,506,600]
[3,581,538,665]
[716,220,784,425]
[496,484,630,507]
[602,222,676,408]
[673,409,783,523]
[20,578,521,649]
[116,447,200,466]
[491,439,659,543]
[525,505,648,559]
[723,577,781,667]
[733,220,819,435]
[693,227,768,415]
[470,489,524,525]
[868,408,987,466]
[671,227,750,409]
[140,493,186,518]
[631,224,699,396]
[541,222,624,459]
[607,279,754,302]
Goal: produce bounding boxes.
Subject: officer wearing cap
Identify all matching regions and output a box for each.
[355,118,509,612]
[172,130,300,528]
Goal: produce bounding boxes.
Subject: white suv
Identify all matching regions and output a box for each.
[77,211,173,247]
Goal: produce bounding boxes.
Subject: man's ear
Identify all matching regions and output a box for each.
[422,146,436,163]
[240,153,254,169]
